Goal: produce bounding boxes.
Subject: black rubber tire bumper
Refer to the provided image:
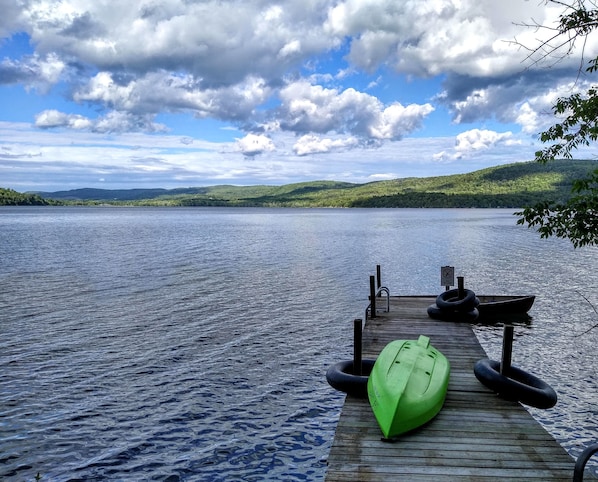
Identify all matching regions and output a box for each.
[326,359,376,398]
[436,288,479,312]
[427,303,479,322]
[473,358,557,409]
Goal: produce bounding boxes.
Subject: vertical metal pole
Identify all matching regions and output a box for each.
[376,265,381,292]
[369,275,376,318]
[500,325,514,375]
[353,318,363,376]
[457,276,465,299]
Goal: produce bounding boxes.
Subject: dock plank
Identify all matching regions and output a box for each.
[325,296,596,481]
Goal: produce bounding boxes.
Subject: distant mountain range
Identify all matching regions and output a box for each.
[2,159,596,207]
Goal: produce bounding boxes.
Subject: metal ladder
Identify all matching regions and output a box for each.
[365,285,389,320]
[573,443,598,481]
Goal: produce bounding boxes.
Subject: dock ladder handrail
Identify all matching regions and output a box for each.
[365,286,390,320]
[573,443,598,482]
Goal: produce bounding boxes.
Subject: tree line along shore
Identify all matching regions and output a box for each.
[2,159,595,208]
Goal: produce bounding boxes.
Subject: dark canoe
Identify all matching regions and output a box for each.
[476,295,535,317]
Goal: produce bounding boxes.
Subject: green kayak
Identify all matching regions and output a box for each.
[367,335,450,438]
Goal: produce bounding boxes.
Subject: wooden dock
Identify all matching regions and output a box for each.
[325,296,596,481]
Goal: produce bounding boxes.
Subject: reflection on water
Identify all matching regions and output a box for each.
[0,207,597,480]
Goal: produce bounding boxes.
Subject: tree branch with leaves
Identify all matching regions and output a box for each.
[515,0,598,247]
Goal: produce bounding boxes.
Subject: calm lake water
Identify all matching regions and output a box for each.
[1,207,597,481]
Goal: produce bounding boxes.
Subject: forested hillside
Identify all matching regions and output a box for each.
[3,159,596,207]
[0,188,51,205]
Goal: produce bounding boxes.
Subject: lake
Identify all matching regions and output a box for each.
[1,207,597,481]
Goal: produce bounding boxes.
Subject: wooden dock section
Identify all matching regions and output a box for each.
[325,296,596,481]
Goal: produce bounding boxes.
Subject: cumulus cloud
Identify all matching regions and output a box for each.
[3,0,598,181]
[17,0,574,88]
[293,134,359,156]
[73,71,271,120]
[35,110,91,129]
[235,133,275,157]
[23,0,336,87]
[455,129,517,152]
[35,109,166,133]
[4,1,593,135]
[325,0,588,77]
[278,79,433,139]
[439,72,592,135]
[513,80,589,134]
[370,103,435,139]
[323,0,598,140]
[434,128,519,161]
[0,53,66,93]
[0,2,25,38]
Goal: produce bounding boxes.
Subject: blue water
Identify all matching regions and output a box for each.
[1,207,597,481]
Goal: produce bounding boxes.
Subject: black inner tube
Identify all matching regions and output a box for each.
[473,358,557,409]
[436,288,477,311]
[427,303,479,322]
[326,359,376,398]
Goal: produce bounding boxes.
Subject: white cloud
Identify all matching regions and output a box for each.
[4,0,594,142]
[0,53,66,93]
[278,39,302,59]
[278,79,433,139]
[369,102,434,139]
[368,172,398,181]
[293,134,359,156]
[325,0,592,78]
[514,80,587,135]
[444,76,592,135]
[73,71,271,121]
[1,120,550,191]
[434,128,520,161]
[455,129,516,153]
[93,111,168,133]
[35,109,166,133]
[35,110,92,129]
[4,0,598,191]
[235,133,276,157]
[23,0,337,86]
[0,1,25,38]
[516,102,544,136]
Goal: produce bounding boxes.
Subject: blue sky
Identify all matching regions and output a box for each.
[1,0,598,192]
